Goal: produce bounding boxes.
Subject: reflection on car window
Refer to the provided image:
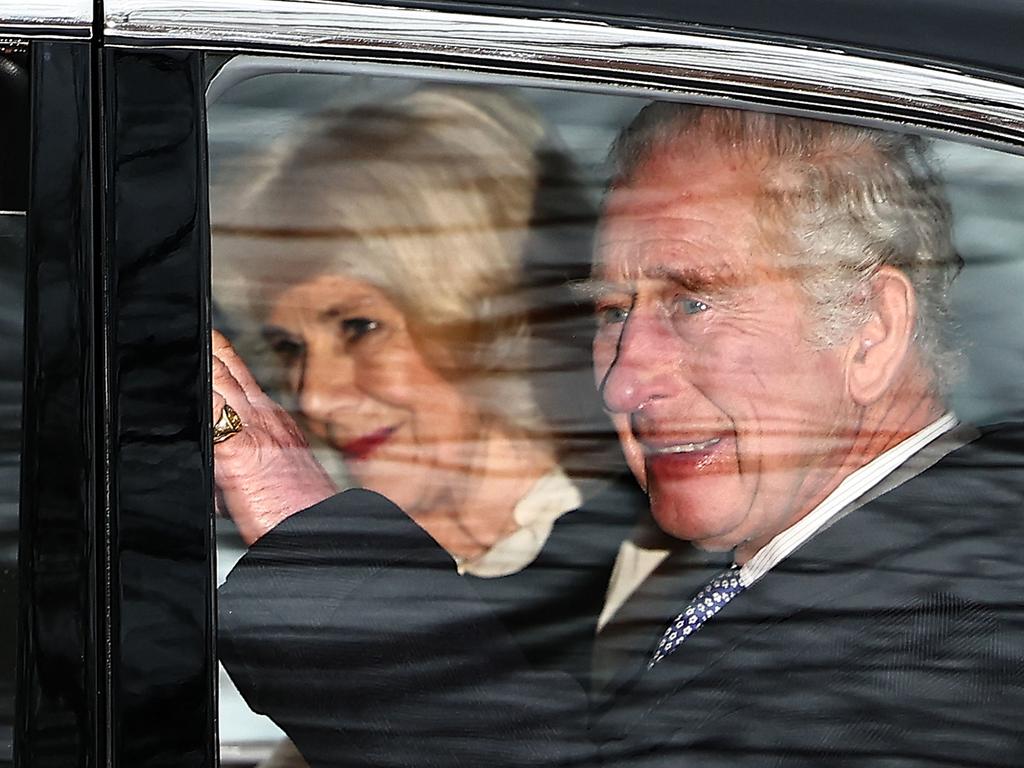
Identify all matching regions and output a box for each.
[209,58,1024,768]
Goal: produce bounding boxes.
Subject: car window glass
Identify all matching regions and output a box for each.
[207,56,1024,767]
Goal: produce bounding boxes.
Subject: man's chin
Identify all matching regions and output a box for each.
[648,497,740,551]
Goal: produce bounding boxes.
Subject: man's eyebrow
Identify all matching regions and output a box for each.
[652,265,745,293]
[571,267,744,301]
[569,279,633,301]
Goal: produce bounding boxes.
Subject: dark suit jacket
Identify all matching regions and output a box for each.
[219,425,1024,767]
[460,477,643,683]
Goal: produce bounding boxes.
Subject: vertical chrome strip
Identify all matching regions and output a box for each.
[104,0,1024,145]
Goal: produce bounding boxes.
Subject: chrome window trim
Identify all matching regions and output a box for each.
[0,0,92,37]
[105,0,1024,149]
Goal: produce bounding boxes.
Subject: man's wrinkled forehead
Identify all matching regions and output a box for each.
[595,196,759,278]
[593,225,724,281]
[593,144,799,282]
[591,226,808,298]
[592,209,808,299]
[593,205,720,250]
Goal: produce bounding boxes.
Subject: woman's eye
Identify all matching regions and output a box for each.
[341,317,381,342]
[676,298,710,316]
[268,337,304,364]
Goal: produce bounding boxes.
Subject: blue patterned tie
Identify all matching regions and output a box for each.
[649,565,744,668]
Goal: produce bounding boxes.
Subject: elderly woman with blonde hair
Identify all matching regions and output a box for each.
[212,85,641,752]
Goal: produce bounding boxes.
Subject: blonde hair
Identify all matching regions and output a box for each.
[212,85,595,433]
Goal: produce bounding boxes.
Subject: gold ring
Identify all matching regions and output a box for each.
[213,402,244,444]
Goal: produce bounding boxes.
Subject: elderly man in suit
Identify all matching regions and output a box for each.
[217,104,1024,767]
[588,104,972,686]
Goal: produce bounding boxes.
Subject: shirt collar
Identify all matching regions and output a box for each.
[738,411,960,588]
[456,467,581,578]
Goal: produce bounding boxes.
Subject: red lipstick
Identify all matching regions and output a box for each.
[339,426,396,461]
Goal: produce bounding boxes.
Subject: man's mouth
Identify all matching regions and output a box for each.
[642,436,722,457]
[339,425,398,461]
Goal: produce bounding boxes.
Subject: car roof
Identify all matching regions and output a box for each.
[354,0,1024,81]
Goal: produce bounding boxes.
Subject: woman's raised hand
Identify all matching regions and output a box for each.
[212,330,337,545]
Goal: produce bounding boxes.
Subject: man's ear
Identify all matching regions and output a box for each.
[845,266,916,406]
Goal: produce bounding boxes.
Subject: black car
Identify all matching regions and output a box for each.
[3,1,1024,766]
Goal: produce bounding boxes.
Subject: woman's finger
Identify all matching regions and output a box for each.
[212,353,253,420]
[212,387,226,418]
[213,330,266,402]
[212,355,262,460]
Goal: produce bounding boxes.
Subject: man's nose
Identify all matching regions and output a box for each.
[599,310,678,414]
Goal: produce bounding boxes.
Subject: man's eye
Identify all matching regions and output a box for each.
[597,305,629,326]
[341,317,381,342]
[676,298,710,316]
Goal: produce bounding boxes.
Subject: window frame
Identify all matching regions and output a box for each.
[104,0,1024,152]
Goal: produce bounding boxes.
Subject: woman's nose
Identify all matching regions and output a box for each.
[295,346,359,421]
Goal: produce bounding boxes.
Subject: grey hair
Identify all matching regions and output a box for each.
[212,85,595,434]
[609,104,962,394]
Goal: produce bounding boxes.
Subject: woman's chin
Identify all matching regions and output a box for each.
[351,471,423,514]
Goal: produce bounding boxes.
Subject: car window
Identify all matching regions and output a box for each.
[207,55,1024,767]
[207,64,643,764]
